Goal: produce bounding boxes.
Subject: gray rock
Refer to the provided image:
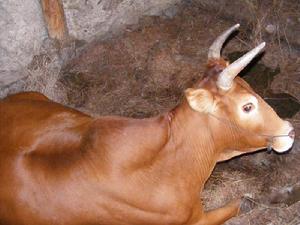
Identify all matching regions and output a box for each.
[0,0,181,90]
[62,0,181,41]
[265,24,276,34]
[0,0,47,87]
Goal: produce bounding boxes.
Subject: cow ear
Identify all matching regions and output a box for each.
[185,88,215,113]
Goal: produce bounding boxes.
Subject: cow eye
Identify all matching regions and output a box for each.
[242,103,254,113]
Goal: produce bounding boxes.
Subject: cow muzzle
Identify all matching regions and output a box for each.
[271,121,295,153]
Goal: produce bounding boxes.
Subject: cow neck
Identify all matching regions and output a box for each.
[166,101,219,190]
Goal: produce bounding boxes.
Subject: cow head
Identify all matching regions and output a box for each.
[185,24,294,161]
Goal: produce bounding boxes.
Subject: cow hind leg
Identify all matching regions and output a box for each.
[196,199,241,225]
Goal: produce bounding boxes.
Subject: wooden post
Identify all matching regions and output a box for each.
[40,0,68,41]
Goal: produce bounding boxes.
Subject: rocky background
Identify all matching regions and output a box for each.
[0,0,180,90]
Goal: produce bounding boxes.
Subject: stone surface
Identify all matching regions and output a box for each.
[265,24,276,34]
[0,0,47,86]
[62,0,181,41]
[0,0,181,88]
[191,0,300,48]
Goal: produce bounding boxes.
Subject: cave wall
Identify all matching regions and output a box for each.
[0,0,181,90]
[0,0,47,87]
[63,0,181,41]
[194,0,300,48]
[1,0,298,94]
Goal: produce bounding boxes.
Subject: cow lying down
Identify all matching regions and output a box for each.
[0,25,295,225]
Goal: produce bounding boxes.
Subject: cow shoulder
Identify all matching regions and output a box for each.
[3,91,50,102]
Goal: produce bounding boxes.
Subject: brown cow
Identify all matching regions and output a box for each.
[0,24,294,225]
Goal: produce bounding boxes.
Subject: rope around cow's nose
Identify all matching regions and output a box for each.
[207,113,291,152]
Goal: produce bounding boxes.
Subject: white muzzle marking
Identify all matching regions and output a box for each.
[272,121,295,153]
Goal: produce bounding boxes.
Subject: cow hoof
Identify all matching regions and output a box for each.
[239,196,256,215]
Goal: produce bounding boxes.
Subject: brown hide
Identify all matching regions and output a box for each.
[1,92,192,225]
[0,84,289,225]
[0,89,234,225]
[0,28,294,225]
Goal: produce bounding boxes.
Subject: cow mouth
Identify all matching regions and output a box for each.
[266,120,295,153]
[271,133,295,153]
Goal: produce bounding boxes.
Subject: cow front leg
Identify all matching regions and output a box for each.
[189,199,241,225]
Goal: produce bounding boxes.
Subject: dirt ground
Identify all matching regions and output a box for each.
[20,1,300,224]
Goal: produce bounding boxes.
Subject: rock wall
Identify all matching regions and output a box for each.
[193,0,300,48]
[0,0,181,90]
[0,0,47,87]
[63,0,181,41]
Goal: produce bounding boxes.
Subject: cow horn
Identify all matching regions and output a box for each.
[216,42,266,91]
[208,24,240,60]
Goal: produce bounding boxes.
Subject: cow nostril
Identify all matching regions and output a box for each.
[288,129,295,139]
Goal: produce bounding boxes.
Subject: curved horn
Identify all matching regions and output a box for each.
[208,24,240,60]
[216,42,266,91]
